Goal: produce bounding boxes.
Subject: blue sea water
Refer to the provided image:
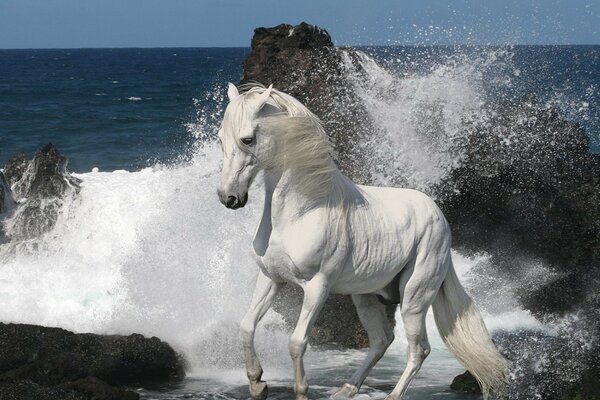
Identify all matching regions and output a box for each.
[0,46,598,172]
[0,47,248,171]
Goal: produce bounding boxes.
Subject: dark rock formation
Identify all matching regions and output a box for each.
[0,172,16,215]
[241,22,376,181]
[439,99,600,285]
[240,22,394,348]
[3,144,80,241]
[450,370,481,394]
[3,153,28,191]
[439,98,600,398]
[0,323,185,400]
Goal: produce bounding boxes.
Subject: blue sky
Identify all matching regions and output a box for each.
[0,0,597,48]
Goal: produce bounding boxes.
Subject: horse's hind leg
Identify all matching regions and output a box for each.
[385,251,448,400]
[240,270,283,400]
[331,294,395,399]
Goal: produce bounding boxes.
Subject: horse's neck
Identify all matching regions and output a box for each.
[262,163,352,223]
[263,168,306,221]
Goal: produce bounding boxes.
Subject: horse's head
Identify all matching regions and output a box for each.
[217,83,278,209]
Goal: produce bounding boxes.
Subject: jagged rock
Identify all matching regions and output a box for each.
[3,144,81,241]
[3,153,28,193]
[240,22,394,349]
[12,143,80,200]
[0,323,184,400]
[0,172,16,215]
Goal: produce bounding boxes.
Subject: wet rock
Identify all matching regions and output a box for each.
[0,172,16,215]
[3,153,28,192]
[0,323,184,400]
[436,99,600,316]
[241,22,377,182]
[450,370,481,394]
[240,22,391,349]
[0,378,87,400]
[3,144,81,241]
[58,377,140,400]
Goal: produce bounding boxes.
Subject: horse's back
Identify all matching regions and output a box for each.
[332,186,451,295]
[358,186,449,233]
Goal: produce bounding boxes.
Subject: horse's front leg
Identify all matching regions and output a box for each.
[241,270,283,400]
[290,274,331,400]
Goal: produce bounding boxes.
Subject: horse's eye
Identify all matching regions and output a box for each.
[241,137,254,145]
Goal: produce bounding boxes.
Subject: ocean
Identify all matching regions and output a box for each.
[0,46,598,399]
[0,46,597,172]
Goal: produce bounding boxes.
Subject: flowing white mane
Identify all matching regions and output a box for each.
[223,83,365,219]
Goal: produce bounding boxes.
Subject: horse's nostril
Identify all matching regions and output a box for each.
[226,196,237,208]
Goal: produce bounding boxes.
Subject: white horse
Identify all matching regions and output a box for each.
[217,83,508,400]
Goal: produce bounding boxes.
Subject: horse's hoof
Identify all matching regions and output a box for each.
[250,380,268,400]
[295,395,309,400]
[331,383,358,399]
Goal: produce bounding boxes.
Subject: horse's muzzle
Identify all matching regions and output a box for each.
[222,193,248,209]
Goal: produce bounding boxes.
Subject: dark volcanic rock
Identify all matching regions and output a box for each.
[437,99,600,316]
[0,172,16,215]
[437,99,600,398]
[0,378,87,400]
[0,323,184,400]
[58,377,140,400]
[241,22,376,181]
[450,370,481,394]
[3,153,28,191]
[12,143,80,200]
[240,22,393,349]
[4,144,81,241]
[0,323,184,384]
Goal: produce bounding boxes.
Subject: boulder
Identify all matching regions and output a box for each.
[440,99,600,399]
[0,323,184,400]
[450,370,481,394]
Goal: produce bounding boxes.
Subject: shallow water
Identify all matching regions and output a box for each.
[138,342,472,400]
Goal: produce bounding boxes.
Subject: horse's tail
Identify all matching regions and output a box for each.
[432,261,509,399]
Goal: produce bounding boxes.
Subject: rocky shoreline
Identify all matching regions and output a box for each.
[0,323,184,400]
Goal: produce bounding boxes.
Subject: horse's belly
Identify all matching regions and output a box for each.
[332,222,415,294]
[332,250,411,295]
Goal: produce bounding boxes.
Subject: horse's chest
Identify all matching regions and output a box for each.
[253,245,308,285]
[252,212,328,285]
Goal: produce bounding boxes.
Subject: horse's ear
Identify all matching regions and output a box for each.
[255,84,273,110]
[227,83,239,101]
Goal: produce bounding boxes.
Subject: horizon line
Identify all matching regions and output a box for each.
[1,43,599,51]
